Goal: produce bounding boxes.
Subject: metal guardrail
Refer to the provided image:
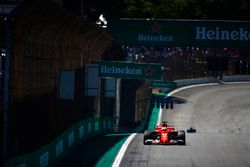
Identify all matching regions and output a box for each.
[4,117,114,167]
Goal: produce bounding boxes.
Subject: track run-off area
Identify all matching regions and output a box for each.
[117,83,250,167]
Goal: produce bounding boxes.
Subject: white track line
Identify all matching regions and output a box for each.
[112,133,137,167]
[157,107,163,124]
[112,81,250,167]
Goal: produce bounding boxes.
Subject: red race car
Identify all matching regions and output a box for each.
[143,121,186,145]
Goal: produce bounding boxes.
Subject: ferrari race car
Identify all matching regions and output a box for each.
[144,122,186,145]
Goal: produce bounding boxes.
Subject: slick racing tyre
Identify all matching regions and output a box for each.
[177,130,186,145]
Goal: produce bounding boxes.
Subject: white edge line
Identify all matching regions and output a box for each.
[112,133,137,167]
[112,81,250,167]
[157,107,163,124]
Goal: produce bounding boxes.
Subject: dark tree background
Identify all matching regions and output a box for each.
[63,0,250,20]
[123,0,250,20]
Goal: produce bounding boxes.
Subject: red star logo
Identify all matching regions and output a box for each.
[146,67,153,76]
[151,22,161,33]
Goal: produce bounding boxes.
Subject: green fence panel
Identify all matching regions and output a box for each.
[4,117,114,167]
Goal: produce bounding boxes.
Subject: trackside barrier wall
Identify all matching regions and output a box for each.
[176,77,218,87]
[4,117,114,167]
[176,75,250,87]
[223,75,250,82]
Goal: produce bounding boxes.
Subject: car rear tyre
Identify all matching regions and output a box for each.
[144,130,152,145]
[177,130,186,145]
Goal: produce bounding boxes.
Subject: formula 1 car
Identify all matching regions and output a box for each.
[144,121,186,145]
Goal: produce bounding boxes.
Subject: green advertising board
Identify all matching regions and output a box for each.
[95,61,161,80]
[107,19,250,47]
[150,81,177,88]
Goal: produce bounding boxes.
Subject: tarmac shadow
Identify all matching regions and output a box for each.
[54,133,130,167]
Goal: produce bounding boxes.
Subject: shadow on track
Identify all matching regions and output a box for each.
[54,133,130,167]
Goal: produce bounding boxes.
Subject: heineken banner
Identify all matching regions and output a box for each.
[95,61,161,80]
[107,19,250,47]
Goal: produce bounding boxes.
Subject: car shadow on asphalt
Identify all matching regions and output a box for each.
[164,96,188,104]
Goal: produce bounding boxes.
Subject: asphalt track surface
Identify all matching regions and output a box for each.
[119,83,250,167]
